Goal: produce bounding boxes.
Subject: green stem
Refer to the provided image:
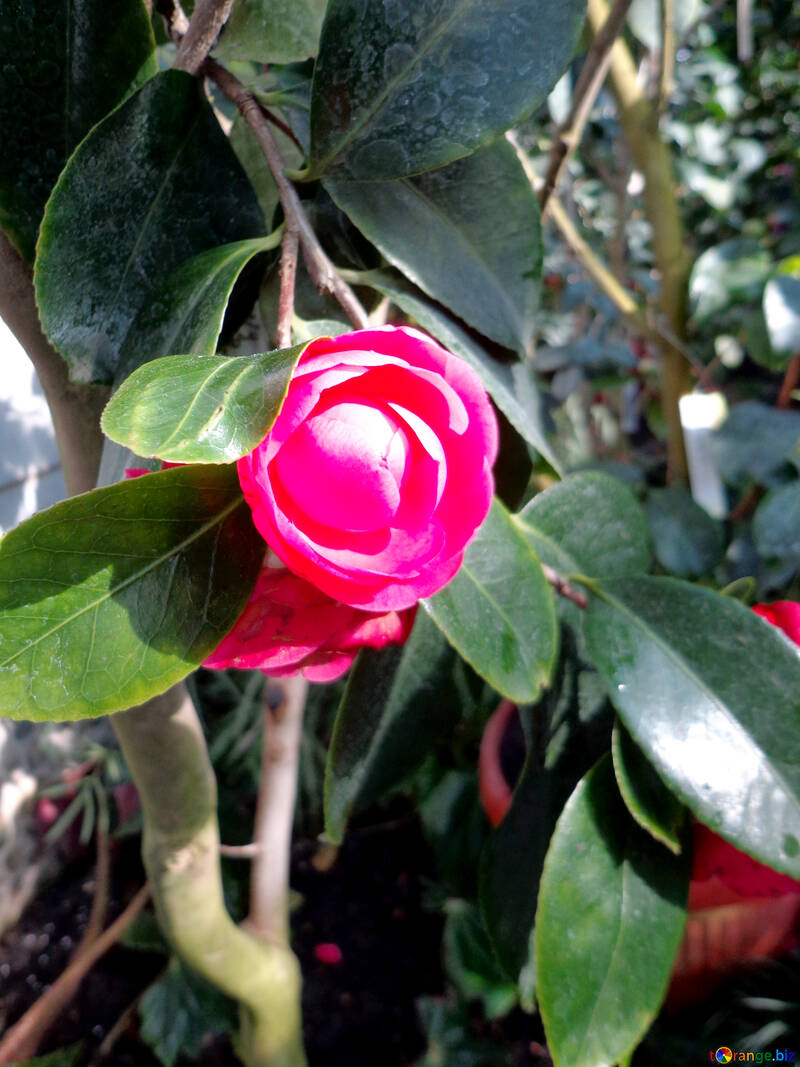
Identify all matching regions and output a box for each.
[113,685,307,1067]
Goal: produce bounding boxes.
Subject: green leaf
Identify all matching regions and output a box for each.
[101,342,306,464]
[712,401,800,485]
[35,69,265,384]
[0,465,264,721]
[13,1049,84,1067]
[516,471,650,579]
[326,140,541,354]
[423,499,558,704]
[479,744,560,992]
[753,481,800,565]
[324,611,457,843]
[139,958,238,1067]
[443,900,518,1019]
[763,257,800,358]
[689,238,771,323]
[645,487,724,577]
[358,270,560,471]
[584,576,800,877]
[0,0,156,261]
[612,721,685,854]
[309,0,585,180]
[535,756,689,1067]
[214,0,326,63]
[115,233,282,385]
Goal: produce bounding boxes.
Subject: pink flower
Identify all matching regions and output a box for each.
[752,600,800,647]
[203,557,416,682]
[237,326,498,611]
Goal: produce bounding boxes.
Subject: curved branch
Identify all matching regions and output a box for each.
[174,0,235,75]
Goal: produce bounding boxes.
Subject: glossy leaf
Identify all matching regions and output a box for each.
[753,481,800,565]
[101,343,307,464]
[359,270,560,471]
[584,576,800,877]
[35,70,265,384]
[309,0,585,180]
[326,140,541,353]
[612,721,685,854]
[763,257,800,358]
[516,471,650,578]
[646,487,724,577]
[215,0,326,63]
[689,238,771,323]
[423,499,558,704]
[536,756,689,1067]
[0,0,156,261]
[324,611,457,843]
[443,900,517,1019]
[0,465,264,721]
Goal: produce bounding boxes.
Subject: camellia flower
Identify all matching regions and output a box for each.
[203,555,416,682]
[237,326,498,611]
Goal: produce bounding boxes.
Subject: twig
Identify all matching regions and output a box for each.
[249,677,308,943]
[155,0,190,41]
[205,58,369,330]
[276,229,300,349]
[777,353,800,410]
[539,0,635,215]
[541,564,588,609]
[174,0,235,75]
[0,886,150,1064]
[737,0,754,62]
[0,231,107,497]
[82,791,111,948]
[656,0,676,112]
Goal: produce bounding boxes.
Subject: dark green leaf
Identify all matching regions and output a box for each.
[689,238,771,323]
[13,1048,84,1067]
[0,0,156,261]
[423,499,558,703]
[101,342,306,464]
[516,471,650,578]
[443,900,517,1019]
[215,0,326,63]
[359,270,560,470]
[139,958,238,1067]
[584,576,800,877]
[416,996,513,1067]
[115,233,282,385]
[712,401,800,485]
[646,487,724,577]
[0,465,264,721]
[753,481,800,565]
[612,721,685,854]
[763,257,800,358]
[326,140,541,353]
[309,0,585,180]
[536,756,689,1067]
[35,69,265,384]
[324,611,457,843]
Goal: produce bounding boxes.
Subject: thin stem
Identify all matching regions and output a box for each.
[0,887,150,1064]
[276,229,300,349]
[205,59,369,330]
[541,563,588,609]
[587,0,693,484]
[113,684,306,1067]
[777,353,800,410]
[0,232,107,497]
[249,677,308,943]
[539,0,635,215]
[656,0,676,112]
[174,0,235,75]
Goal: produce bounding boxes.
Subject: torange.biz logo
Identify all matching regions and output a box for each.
[710,1051,796,1063]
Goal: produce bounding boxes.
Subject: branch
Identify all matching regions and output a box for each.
[541,563,588,609]
[777,353,800,410]
[276,230,300,349]
[113,685,306,1067]
[656,0,676,112]
[540,0,635,215]
[205,59,369,330]
[174,0,235,75]
[249,677,307,943]
[0,231,107,497]
[0,886,150,1064]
